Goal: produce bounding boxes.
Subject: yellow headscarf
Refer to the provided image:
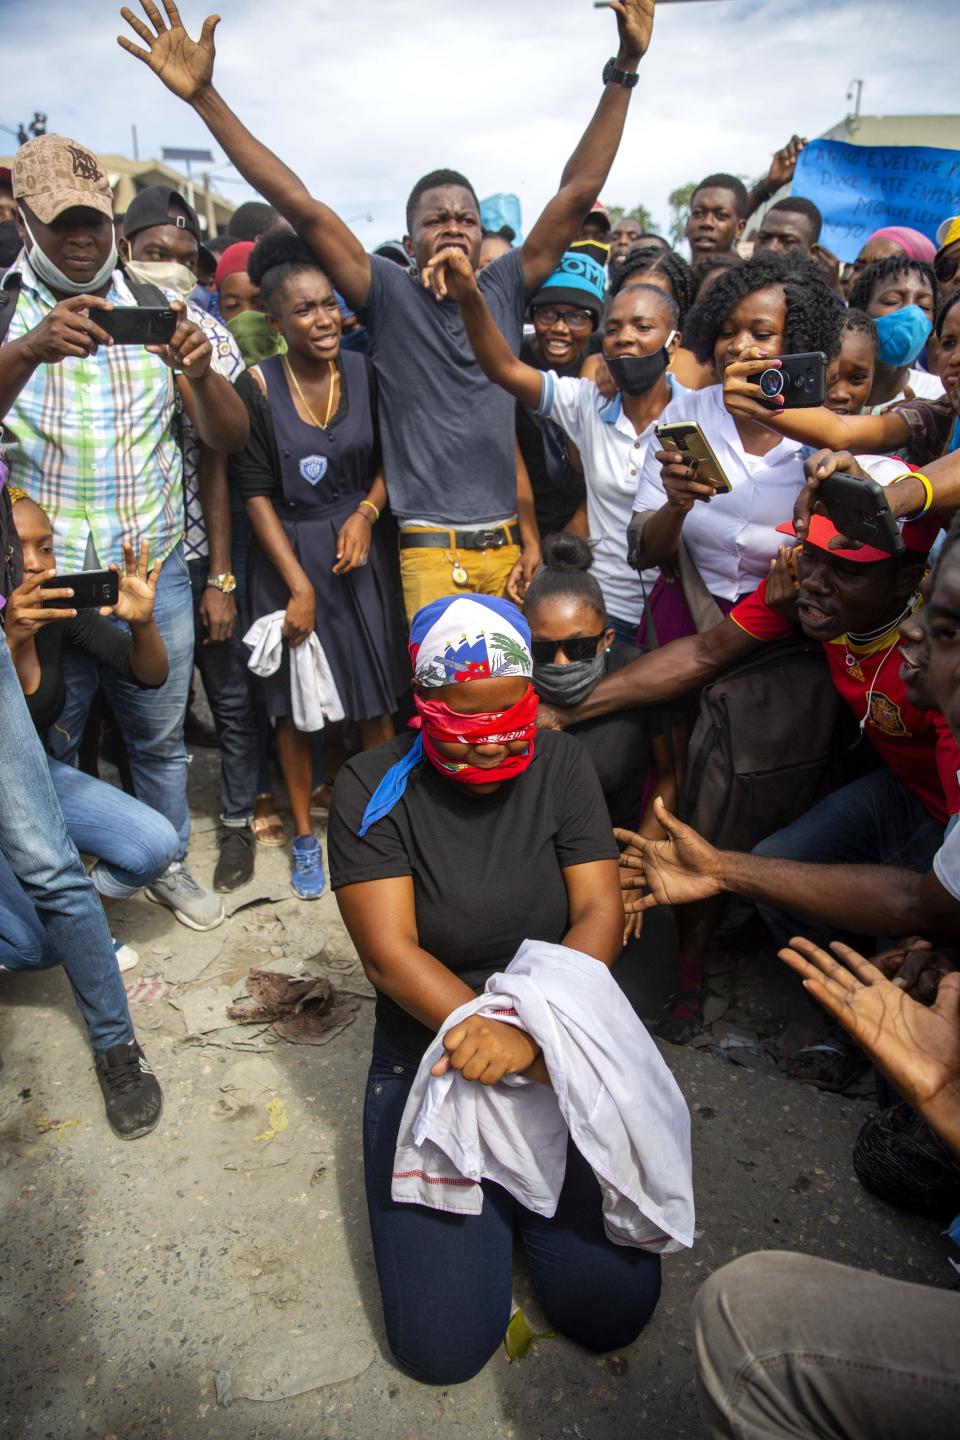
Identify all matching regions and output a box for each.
[5,485,29,506]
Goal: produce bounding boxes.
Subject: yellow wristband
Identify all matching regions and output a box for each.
[358,498,380,523]
[894,470,933,518]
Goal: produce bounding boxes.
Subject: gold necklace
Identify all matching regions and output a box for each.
[283,356,338,429]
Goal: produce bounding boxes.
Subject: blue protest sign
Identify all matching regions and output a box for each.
[792,139,960,262]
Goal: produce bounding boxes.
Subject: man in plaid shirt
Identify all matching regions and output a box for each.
[0,134,248,930]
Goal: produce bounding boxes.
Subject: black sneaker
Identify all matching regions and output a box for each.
[214,824,255,892]
[94,1041,163,1140]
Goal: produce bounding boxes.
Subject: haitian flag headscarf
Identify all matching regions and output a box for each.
[358,595,536,836]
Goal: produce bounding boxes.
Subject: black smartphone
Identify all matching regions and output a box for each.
[96,306,178,346]
[750,351,827,409]
[818,473,905,557]
[41,569,120,609]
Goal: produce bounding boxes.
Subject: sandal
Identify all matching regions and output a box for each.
[310,784,334,813]
[250,811,287,848]
[782,1040,867,1093]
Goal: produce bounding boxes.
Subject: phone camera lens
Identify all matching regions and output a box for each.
[759,368,784,399]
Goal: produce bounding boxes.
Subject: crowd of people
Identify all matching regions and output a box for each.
[2,0,959,1430]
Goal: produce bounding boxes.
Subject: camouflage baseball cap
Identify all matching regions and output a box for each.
[12,134,113,224]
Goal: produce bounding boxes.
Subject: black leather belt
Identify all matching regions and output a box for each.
[400,524,521,551]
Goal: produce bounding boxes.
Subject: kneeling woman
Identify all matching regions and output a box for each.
[4,491,178,962]
[230,229,406,898]
[328,595,662,1384]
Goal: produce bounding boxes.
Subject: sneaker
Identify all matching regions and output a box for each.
[291,834,325,900]
[94,1041,162,1139]
[213,825,255,893]
[113,937,140,973]
[146,862,225,931]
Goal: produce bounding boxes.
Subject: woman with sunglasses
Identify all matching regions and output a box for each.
[421,245,684,642]
[524,531,680,833]
[328,593,673,1384]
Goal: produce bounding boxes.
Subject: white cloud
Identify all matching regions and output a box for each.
[2,0,955,243]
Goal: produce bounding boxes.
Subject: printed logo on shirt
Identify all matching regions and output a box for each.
[299,455,328,486]
[867,693,909,737]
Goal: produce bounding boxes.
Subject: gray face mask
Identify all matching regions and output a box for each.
[21,212,118,297]
[534,652,606,707]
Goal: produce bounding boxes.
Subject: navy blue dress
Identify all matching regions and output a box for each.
[231,352,407,724]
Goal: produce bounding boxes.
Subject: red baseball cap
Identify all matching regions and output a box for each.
[587,200,611,230]
[215,240,254,288]
[777,511,942,563]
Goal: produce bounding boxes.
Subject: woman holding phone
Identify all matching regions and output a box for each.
[632,252,841,639]
[3,489,176,964]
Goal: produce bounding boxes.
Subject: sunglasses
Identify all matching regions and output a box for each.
[531,633,605,664]
[935,253,960,285]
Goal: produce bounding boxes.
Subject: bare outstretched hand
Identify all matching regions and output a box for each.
[118,0,220,103]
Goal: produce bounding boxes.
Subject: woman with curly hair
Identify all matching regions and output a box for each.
[229,228,406,900]
[631,251,842,636]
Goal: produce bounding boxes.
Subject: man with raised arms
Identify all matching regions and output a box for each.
[118,0,657,616]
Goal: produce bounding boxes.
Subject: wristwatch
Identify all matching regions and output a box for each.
[603,57,639,89]
[206,572,237,594]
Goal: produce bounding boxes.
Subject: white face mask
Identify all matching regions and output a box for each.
[123,256,198,301]
[21,212,118,297]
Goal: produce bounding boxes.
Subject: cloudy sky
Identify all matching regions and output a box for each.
[2,0,954,244]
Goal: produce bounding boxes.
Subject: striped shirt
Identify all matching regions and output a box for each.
[0,258,184,572]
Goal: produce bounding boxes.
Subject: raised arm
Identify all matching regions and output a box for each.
[520,0,656,292]
[422,247,544,408]
[118,2,372,307]
[721,355,910,452]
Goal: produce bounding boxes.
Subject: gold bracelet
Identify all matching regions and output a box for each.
[358,498,380,523]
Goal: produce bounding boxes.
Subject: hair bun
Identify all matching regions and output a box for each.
[541,531,594,573]
[248,225,317,286]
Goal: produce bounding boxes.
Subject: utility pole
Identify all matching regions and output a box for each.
[846,78,864,134]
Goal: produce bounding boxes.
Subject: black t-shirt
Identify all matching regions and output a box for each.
[28,611,145,734]
[328,728,618,1057]
[361,249,528,526]
[566,643,666,828]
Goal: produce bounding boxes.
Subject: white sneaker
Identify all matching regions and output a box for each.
[145,862,225,931]
[113,937,140,973]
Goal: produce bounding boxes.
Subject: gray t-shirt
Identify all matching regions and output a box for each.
[363,249,528,526]
[933,820,960,901]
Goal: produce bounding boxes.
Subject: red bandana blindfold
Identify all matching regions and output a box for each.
[412,684,538,786]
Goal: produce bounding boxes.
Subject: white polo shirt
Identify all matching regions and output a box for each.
[631,383,808,602]
[536,372,683,627]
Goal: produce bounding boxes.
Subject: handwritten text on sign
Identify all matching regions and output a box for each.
[792,139,960,262]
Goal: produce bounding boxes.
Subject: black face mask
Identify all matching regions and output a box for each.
[606,345,671,396]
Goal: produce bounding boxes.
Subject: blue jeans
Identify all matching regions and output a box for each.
[0,630,133,1049]
[47,755,178,898]
[189,557,264,822]
[0,849,53,969]
[49,543,195,860]
[363,1028,662,1385]
[607,613,640,646]
[752,768,944,949]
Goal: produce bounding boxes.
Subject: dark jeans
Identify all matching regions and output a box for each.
[0,848,53,969]
[0,630,133,1050]
[752,768,944,950]
[363,1027,662,1385]
[189,557,264,823]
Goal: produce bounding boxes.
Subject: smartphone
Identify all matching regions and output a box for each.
[654,421,733,493]
[96,306,178,346]
[749,351,827,409]
[818,473,905,557]
[41,569,120,610]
